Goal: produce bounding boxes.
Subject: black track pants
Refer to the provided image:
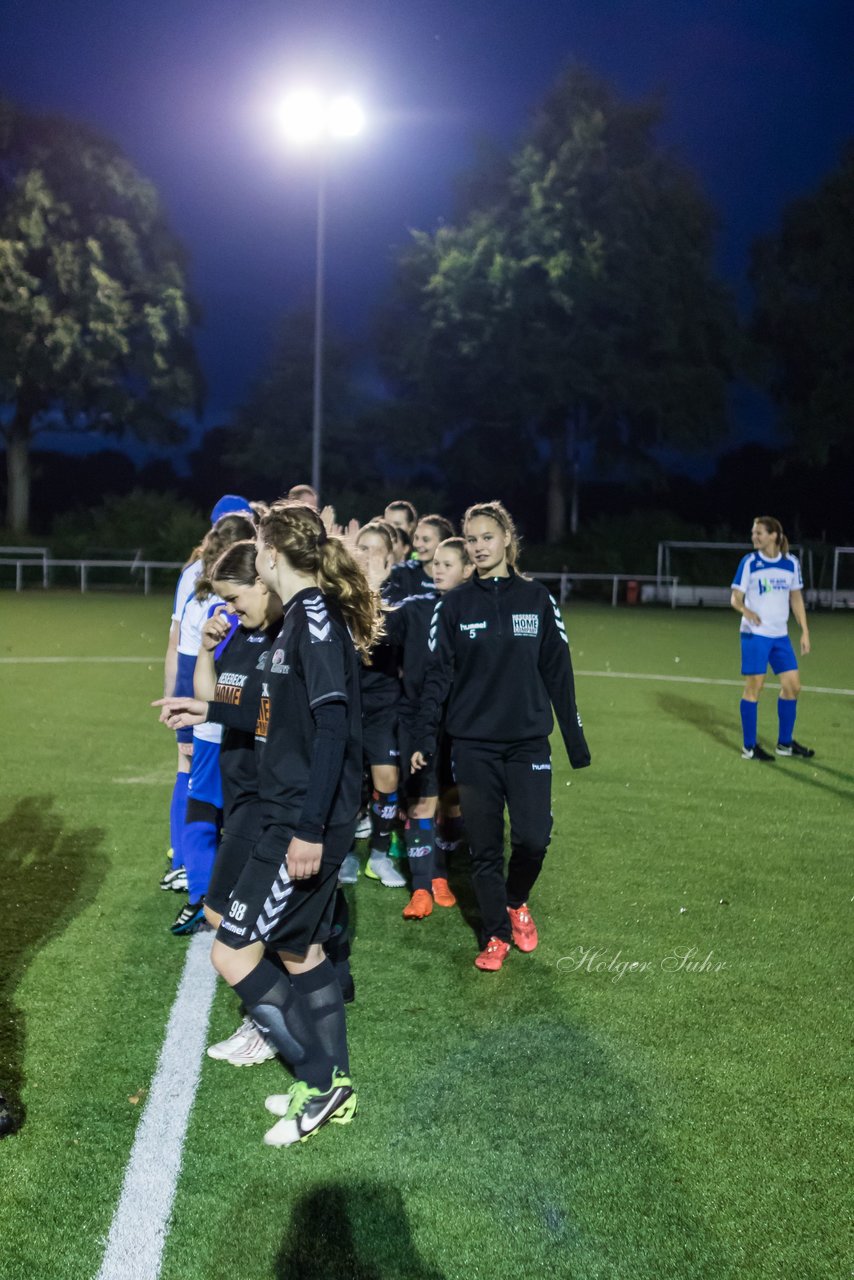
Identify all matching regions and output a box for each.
[452,737,553,944]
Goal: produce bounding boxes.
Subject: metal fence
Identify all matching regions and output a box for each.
[528,572,679,607]
[0,555,678,608]
[0,555,183,594]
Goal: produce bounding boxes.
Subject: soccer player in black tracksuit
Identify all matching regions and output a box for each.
[209,505,381,1147]
[386,537,473,920]
[412,501,591,972]
[158,539,283,1064]
[156,538,354,1066]
[385,513,454,605]
[345,521,409,888]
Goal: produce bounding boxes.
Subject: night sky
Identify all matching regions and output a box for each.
[2,0,852,458]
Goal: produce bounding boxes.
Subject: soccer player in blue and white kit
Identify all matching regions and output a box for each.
[730,516,814,761]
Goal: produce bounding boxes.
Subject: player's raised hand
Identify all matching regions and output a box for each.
[363,545,392,592]
[200,605,231,651]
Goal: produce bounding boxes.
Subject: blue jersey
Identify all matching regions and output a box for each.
[731,553,803,638]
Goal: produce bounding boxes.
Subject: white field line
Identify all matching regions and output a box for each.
[573,669,854,697]
[1,654,852,696]
[0,656,155,664]
[94,931,217,1280]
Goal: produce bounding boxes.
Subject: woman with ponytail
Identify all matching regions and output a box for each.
[169,512,257,935]
[339,520,408,888]
[730,516,813,761]
[412,500,591,971]
[205,504,380,1146]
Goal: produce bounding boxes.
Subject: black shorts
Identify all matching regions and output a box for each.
[216,823,354,958]
[362,701,400,769]
[206,831,255,917]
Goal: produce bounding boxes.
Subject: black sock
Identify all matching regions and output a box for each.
[324,890,354,1003]
[370,789,398,855]
[232,959,312,1069]
[290,958,349,1085]
[405,817,435,890]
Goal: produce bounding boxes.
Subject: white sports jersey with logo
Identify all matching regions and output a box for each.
[172,561,202,638]
[731,553,803,638]
[179,591,225,745]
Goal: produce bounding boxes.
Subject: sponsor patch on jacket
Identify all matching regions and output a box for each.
[460,620,488,637]
[271,648,289,675]
[513,613,539,637]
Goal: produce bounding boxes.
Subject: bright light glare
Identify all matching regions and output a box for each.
[327,96,364,138]
[279,89,326,144]
[276,89,365,145]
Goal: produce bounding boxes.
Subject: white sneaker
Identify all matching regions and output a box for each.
[354,811,372,840]
[338,852,360,885]
[365,851,407,888]
[207,1017,277,1066]
[265,1088,295,1117]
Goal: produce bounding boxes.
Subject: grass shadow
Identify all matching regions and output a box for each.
[657,691,739,750]
[274,1181,447,1280]
[444,844,481,943]
[0,797,108,1131]
[657,692,853,799]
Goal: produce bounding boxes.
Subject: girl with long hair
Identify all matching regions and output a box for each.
[170,512,257,934]
[412,501,591,970]
[730,516,813,760]
[389,537,473,919]
[208,505,380,1145]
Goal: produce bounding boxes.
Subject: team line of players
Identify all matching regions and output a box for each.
[155,494,591,1147]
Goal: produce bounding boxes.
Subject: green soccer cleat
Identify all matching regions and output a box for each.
[263,1072,357,1146]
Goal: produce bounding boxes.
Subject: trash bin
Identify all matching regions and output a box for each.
[626,579,639,605]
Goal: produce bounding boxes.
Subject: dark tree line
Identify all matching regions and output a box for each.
[1,74,851,543]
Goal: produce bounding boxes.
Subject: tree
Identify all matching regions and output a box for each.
[380,67,738,542]
[750,144,854,468]
[223,311,385,506]
[0,100,202,531]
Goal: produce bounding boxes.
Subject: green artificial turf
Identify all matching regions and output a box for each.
[1,594,851,1279]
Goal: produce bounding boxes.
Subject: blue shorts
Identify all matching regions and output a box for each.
[186,737,223,809]
[740,633,798,677]
[174,651,197,744]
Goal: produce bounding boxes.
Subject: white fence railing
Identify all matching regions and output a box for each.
[0,557,183,594]
[529,572,679,608]
[3,554,850,608]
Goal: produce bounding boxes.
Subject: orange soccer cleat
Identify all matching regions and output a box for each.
[474,937,511,971]
[403,889,433,920]
[507,904,538,952]
[431,878,457,908]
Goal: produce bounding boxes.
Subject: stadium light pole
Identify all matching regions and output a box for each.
[277,90,365,499]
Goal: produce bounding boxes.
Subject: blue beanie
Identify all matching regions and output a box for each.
[210,494,251,525]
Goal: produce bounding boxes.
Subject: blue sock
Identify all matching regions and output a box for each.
[778,698,797,746]
[169,772,190,865]
[182,820,218,903]
[740,700,758,749]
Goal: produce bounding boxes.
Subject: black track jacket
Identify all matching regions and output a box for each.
[416,570,590,768]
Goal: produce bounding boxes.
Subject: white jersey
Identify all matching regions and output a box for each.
[180,590,224,746]
[731,552,803,638]
[173,561,203,652]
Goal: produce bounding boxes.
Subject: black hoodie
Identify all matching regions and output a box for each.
[416,569,590,768]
